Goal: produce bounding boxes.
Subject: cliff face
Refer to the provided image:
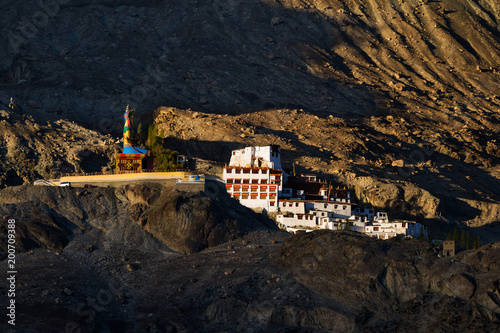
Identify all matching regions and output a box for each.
[1,196,499,332]
[278,231,500,332]
[0,182,277,259]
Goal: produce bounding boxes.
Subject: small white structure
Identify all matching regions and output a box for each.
[278,200,352,219]
[276,210,344,231]
[350,217,427,240]
[229,145,282,170]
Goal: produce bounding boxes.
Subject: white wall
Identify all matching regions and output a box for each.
[277,214,318,229]
[228,145,282,170]
[278,201,306,214]
[311,202,352,219]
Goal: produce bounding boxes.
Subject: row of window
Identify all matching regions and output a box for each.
[231,194,276,203]
[280,202,348,210]
[229,191,276,199]
[226,179,270,184]
[228,188,276,193]
[280,202,302,207]
[225,168,271,174]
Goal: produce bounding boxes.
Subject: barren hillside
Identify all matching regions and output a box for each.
[0,0,500,238]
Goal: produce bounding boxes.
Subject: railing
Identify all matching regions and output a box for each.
[34,179,57,186]
[61,169,190,177]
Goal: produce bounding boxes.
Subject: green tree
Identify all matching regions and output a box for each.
[146,123,183,171]
[135,123,143,145]
[465,230,471,250]
[475,235,482,248]
[459,229,466,249]
[418,227,426,240]
[147,123,162,149]
[452,227,459,243]
[472,233,478,249]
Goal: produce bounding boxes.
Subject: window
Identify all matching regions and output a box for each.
[334,205,338,209]
[261,179,267,184]
[270,201,275,206]
[242,194,248,199]
[234,179,241,183]
[235,169,241,174]
[252,179,258,184]
[298,215,303,220]
[226,179,233,183]
[243,169,250,174]
[295,203,299,207]
[374,227,379,231]
[343,206,347,210]
[289,203,293,207]
[233,152,236,155]
[324,204,327,209]
[243,179,249,184]
[242,188,248,192]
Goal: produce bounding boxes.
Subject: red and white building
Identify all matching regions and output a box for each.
[223,145,284,212]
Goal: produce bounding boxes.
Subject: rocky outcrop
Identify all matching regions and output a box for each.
[1,0,500,238]
[0,108,119,188]
[278,230,500,331]
[143,184,278,254]
[0,182,277,259]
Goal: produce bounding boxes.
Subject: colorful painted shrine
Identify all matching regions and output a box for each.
[116,153,146,173]
[116,105,151,173]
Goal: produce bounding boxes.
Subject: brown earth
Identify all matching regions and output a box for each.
[1,191,499,332]
[0,107,119,186]
[278,230,500,332]
[0,182,276,259]
[0,0,499,239]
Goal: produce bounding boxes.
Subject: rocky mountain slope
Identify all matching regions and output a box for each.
[279,230,500,332]
[0,183,499,332]
[0,106,118,187]
[0,182,276,258]
[1,0,499,238]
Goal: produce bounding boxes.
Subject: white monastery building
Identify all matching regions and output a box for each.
[223,145,428,240]
[223,145,283,212]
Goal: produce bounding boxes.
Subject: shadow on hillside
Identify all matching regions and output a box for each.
[346,128,500,225]
[2,0,387,126]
